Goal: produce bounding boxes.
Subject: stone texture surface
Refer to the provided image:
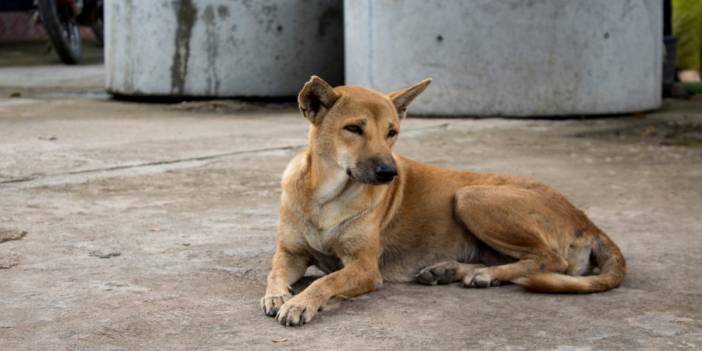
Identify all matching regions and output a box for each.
[1,65,701,350]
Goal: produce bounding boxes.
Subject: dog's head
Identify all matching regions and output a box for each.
[298,76,431,185]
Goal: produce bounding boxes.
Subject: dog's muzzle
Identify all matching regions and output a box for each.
[348,157,398,185]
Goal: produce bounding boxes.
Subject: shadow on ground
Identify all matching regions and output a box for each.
[0,40,103,67]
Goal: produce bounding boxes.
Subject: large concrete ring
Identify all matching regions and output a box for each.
[345,0,662,117]
[105,0,343,97]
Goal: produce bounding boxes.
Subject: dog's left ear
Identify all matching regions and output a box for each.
[298,75,341,125]
[388,78,432,119]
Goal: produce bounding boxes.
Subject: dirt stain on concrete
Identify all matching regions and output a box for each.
[572,120,702,148]
[171,0,197,95]
[0,228,27,243]
[217,5,229,18]
[203,5,220,95]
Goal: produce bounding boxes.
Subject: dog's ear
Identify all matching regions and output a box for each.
[298,76,341,124]
[388,78,432,119]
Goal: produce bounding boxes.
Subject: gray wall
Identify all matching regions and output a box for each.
[106,0,343,97]
[345,0,662,116]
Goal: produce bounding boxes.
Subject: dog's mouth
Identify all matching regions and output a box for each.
[346,168,396,185]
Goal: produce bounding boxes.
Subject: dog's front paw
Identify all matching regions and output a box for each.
[261,293,292,317]
[276,295,320,327]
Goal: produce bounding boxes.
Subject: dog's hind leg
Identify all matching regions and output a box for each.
[453,185,575,288]
[415,261,486,285]
[462,257,567,288]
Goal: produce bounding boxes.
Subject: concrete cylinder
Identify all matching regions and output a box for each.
[105,0,343,97]
[345,0,662,117]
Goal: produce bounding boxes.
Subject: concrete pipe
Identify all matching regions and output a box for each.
[345,0,662,116]
[106,0,343,97]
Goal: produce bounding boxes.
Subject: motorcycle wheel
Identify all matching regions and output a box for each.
[37,0,82,64]
[91,14,104,47]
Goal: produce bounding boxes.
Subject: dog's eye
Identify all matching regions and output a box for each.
[343,124,364,135]
[387,129,398,138]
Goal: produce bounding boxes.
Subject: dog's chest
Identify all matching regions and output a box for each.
[305,209,343,255]
[302,224,331,256]
[300,219,345,274]
[302,202,352,255]
[302,208,362,274]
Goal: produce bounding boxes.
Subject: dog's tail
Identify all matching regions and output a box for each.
[514,230,626,293]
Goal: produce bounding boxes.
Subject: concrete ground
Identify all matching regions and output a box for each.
[1,62,701,351]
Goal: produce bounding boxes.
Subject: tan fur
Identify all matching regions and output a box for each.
[261,77,626,326]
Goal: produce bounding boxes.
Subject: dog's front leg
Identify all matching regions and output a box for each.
[276,244,382,326]
[261,246,310,317]
[262,208,311,317]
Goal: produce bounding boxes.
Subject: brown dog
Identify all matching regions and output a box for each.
[261,76,626,326]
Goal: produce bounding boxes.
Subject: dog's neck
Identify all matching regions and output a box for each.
[307,151,356,205]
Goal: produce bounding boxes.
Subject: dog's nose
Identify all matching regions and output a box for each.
[373,164,397,183]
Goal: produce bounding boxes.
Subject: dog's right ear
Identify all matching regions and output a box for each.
[388,78,432,119]
[298,76,340,124]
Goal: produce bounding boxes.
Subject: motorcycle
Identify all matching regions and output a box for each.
[36,0,103,64]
